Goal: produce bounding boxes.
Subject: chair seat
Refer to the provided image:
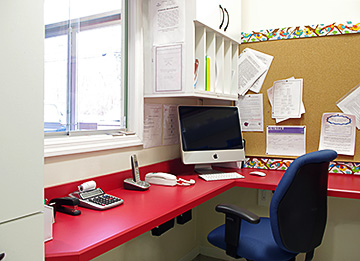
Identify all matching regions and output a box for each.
[207,217,297,261]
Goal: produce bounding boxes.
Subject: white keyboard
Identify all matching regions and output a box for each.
[199,172,245,181]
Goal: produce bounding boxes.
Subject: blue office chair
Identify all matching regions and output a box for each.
[207,149,337,261]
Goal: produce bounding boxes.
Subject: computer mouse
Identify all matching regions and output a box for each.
[249,171,266,177]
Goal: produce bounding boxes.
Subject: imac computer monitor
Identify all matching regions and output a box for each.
[178,105,245,174]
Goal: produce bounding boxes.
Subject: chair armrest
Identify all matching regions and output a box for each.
[216,204,260,224]
[215,204,260,258]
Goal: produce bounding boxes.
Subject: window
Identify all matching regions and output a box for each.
[44,0,144,157]
[44,0,124,134]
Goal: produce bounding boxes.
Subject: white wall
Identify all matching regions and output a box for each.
[241,0,360,32]
[0,0,44,218]
[0,0,44,258]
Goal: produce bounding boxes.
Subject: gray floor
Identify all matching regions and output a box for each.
[192,255,225,261]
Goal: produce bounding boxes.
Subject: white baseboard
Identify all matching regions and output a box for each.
[178,246,200,261]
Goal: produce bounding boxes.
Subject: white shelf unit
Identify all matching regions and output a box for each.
[193,20,239,100]
[144,7,241,101]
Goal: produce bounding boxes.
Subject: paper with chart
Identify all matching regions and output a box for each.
[238,49,267,96]
[267,77,305,123]
[162,104,179,146]
[337,83,360,129]
[236,94,264,132]
[266,126,306,156]
[319,113,356,156]
[143,104,163,148]
[272,79,303,119]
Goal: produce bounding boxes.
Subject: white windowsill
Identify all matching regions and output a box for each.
[44,134,143,157]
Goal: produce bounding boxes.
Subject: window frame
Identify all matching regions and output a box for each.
[44,0,144,157]
[45,10,123,135]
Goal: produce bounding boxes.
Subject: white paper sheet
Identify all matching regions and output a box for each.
[267,77,305,123]
[319,113,356,156]
[238,49,267,96]
[162,104,179,146]
[150,0,185,45]
[154,44,183,92]
[244,48,274,93]
[236,94,264,132]
[266,126,306,156]
[143,104,163,148]
[272,79,303,119]
[337,83,360,129]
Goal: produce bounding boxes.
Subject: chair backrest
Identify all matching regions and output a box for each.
[270,150,337,253]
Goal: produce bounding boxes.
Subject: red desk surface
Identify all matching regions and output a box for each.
[328,173,360,199]
[45,174,233,261]
[45,168,360,261]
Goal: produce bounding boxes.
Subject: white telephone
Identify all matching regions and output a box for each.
[145,172,195,186]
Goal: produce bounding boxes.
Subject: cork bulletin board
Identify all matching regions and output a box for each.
[239,33,360,162]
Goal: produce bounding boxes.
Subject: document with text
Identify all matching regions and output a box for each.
[319,113,356,156]
[245,48,274,93]
[162,104,179,146]
[154,44,183,92]
[150,0,185,45]
[267,77,305,123]
[238,49,267,96]
[337,83,360,129]
[236,94,264,132]
[143,104,163,148]
[266,126,306,156]
[272,79,303,119]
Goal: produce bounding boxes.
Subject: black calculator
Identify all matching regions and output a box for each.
[77,188,124,210]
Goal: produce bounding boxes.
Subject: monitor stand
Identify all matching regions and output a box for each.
[194,164,224,175]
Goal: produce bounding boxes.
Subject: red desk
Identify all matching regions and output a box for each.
[44,167,360,261]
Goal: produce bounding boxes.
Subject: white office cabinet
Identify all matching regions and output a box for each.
[0,214,44,260]
[144,0,241,101]
[195,0,241,41]
[0,0,44,259]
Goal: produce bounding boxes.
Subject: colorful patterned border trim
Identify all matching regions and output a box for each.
[241,21,360,43]
[244,157,360,175]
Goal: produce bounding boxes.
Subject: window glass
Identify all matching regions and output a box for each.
[44,0,124,133]
[77,25,122,131]
[44,35,68,132]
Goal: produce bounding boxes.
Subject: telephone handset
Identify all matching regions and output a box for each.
[124,154,151,191]
[131,154,141,182]
[69,181,124,210]
[145,172,196,186]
